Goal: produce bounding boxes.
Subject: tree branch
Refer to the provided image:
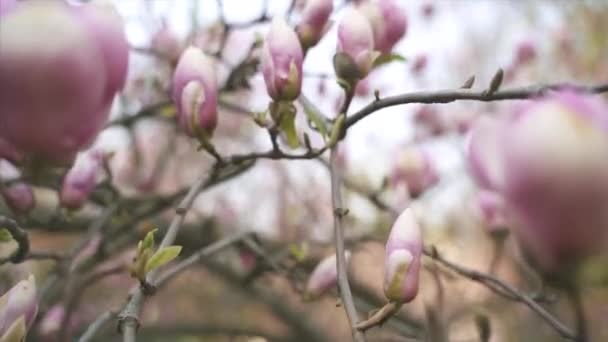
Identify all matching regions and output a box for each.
[0,216,29,264]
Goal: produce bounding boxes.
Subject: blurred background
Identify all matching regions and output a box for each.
[1,0,608,341]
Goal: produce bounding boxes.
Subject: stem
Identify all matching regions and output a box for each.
[566,284,588,342]
[330,145,365,342]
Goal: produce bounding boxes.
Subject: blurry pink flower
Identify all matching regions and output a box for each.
[336,8,379,80]
[359,0,407,54]
[355,76,372,96]
[391,146,439,197]
[262,18,304,101]
[0,160,34,215]
[464,116,505,191]
[421,1,435,19]
[413,105,446,137]
[0,275,37,341]
[305,251,351,300]
[151,21,183,63]
[501,91,608,274]
[514,40,536,66]
[60,150,105,209]
[466,91,608,274]
[0,0,128,166]
[296,0,333,49]
[384,208,422,302]
[172,47,218,138]
[0,0,16,14]
[411,54,428,75]
[475,190,508,234]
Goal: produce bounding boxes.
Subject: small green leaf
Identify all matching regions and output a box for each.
[279,108,300,149]
[328,113,346,148]
[141,229,157,251]
[301,100,328,140]
[145,246,182,274]
[373,53,407,68]
[289,242,309,262]
[0,228,13,242]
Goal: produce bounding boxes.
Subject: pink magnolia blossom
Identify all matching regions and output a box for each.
[336,8,380,80]
[391,146,439,197]
[151,21,183,63]
[172,47,218,138]
[296,0,333,49]
[0,275,37,341]
[0,0,128,166]
[359,0,408,54]
[0,160,34,215]
[305,251,351,300]
[466,91,608,274]
[60,150,105,209]
[261,18,304,101]
[475,190,508,234]
[384,208,422,302]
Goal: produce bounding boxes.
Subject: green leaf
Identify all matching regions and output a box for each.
[301,100,328,140]
[141,229,157,252]
[0,228,13,243]
[373,53,407,68]
[328,113,346,148]
[279,108,300,149]
[289,242,309,262]
[145,245,182,274]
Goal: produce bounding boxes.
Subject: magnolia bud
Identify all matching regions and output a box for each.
[414,105,446,137]
[411,54,428,75]
[0,160,34,215]
[60,150,105,209]
[262,18,304,102]
[464,116,504,191]
[384,208,422,302]
[296,0,333,49]
[305,251,351,300]
[172,47,218,138]
[475,190,508,235]
[336,8,380,81]
[514,40,536,66]
[390,146,439,197]
[0,275,38,341]
[359,0,407,54]
[501,91,608,274]
[0,0,128,165]
[151,21,183,63]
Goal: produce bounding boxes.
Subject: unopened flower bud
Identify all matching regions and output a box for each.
[262,18,304,102]
[359,0,407,54]
[384,208,422,302]
[0,275,38,340]
[0,160,34,215]
[475,190,508,235]
[151,21,183,63]
[0,0,128,165]
[336,8,379,81]
[296,0,333,49]
[305,251,351,300]
[172,47,218,138]
[514,40,536,66]
[391,146,439,197]
[60,150,105,209]
[501,91,608,274]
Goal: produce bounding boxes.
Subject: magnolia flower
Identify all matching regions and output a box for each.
[0,160,34,215]
[172,47,218,138]
[359,0,407,54]
[0,0,128,166]
[413,105,446,137]
[60,150,105,209]
[151,21,183,63]
[384,208,422,302]
[514,40,536,66]
[390,146,439,197]
[335,8,379,81]
[464,116,504,191]
[305,251,351,300]
[296,0,333,49]
[475,190,508,235]
[0,275,37,341]
[261,18,304,102]
[466,91,608,274]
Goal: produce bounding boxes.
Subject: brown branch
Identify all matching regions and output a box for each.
[355,301,403,332]
[346,82,608,129]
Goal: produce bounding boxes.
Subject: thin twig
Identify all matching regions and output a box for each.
[566,285,588,342]
[346,82,608,129]
[77,310,117,342]
[330,87,366,341]
[355,301,403,332]
[118,164,221,341]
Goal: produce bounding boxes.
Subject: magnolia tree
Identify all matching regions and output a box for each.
[0,0,608,341]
